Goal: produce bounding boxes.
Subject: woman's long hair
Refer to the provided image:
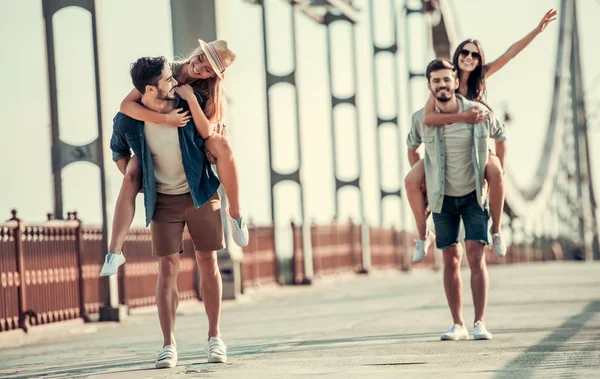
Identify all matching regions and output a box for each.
[173,47,226,122]
[452,39,487,102]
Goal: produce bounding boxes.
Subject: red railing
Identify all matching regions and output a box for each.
[311,222,358,277]
[370,227,401,269]
[0,210,205,332]
[400,231,437,269]
[293,221,401,277]
[292,223,306,284]
[485,246,501,265]
[120,228,198,308]
[0,216,22,332]
[119,228,158,308]
[506,245,524,264]
[505,245,546,264]
[1,208,564,334]
[20,220,82,327]
[242,225,278,288]
[80,226,105,315]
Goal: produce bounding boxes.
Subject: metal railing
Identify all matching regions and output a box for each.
[0,209,560,333]
[242,225,278,289]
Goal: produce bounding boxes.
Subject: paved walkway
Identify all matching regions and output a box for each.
[1,262,599,378]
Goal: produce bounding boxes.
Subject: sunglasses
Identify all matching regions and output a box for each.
[459,49,481,60]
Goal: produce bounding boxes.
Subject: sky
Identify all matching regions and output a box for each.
[1,0,599,256]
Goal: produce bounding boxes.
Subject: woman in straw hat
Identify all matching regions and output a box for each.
[101,40,248,278]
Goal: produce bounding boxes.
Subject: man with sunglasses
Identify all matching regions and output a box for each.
[407,58,507,341]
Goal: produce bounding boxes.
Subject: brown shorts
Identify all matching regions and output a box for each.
[150,191,224,256]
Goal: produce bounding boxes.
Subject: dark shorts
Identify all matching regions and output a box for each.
[432,191,489,250]
[150,191,224,256]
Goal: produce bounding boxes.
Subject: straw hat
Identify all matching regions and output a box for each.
[198,39,236,80]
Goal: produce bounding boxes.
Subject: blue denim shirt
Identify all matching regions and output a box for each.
[110,93,220,226]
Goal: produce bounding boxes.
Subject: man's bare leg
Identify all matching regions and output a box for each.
[443,244,464,326]
[196,250,227,363]
[156,253,180,347]
[195,250,222,338]
[465,241,488,324]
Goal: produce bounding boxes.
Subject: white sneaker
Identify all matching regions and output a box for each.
[492,233,507,257]
[99,253,126,277]
[229,215,249,247]
[413,230,435,263]
[473,320,493,340]
[155,344,177,369]
[441,324,469,341]
[205,336,227,363]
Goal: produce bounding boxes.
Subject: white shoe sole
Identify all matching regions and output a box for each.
[493,242,507,258]
[99,268,119,277]
[207,355,227,363]
[231,233,249,248]
[155,344,177,369]
[228,216,250,247]
[205,337,227,363]
[413,232,436,263]
[412,249,426,263]
[494,248,507,258]
[99,255,126,277]
[474,334,493,340]
[155,360,177,369]
[99,262,125,277]
[492,235,507,258]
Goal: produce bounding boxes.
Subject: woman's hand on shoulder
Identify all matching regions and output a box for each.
[174,84,196,102]
[165,108,190,127]
[462,106,488,124]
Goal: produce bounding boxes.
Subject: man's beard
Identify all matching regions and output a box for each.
[434,87,453,103]
[157,88,176,101]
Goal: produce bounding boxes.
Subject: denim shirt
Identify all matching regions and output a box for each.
[110,93,220,226]
[406,95,507,214]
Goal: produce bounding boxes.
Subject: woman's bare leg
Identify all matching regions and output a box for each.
[205,134,248,247]
[485,155,504,234]
[205,134,242,219]
[485,154,507,257]
[405,159,435,263]
[108,156,142,254]
[405,159,428,240]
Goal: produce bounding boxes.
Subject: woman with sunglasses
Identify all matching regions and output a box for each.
[407,9,557,263]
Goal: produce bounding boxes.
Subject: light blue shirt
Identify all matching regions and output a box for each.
[406,95,507,213]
